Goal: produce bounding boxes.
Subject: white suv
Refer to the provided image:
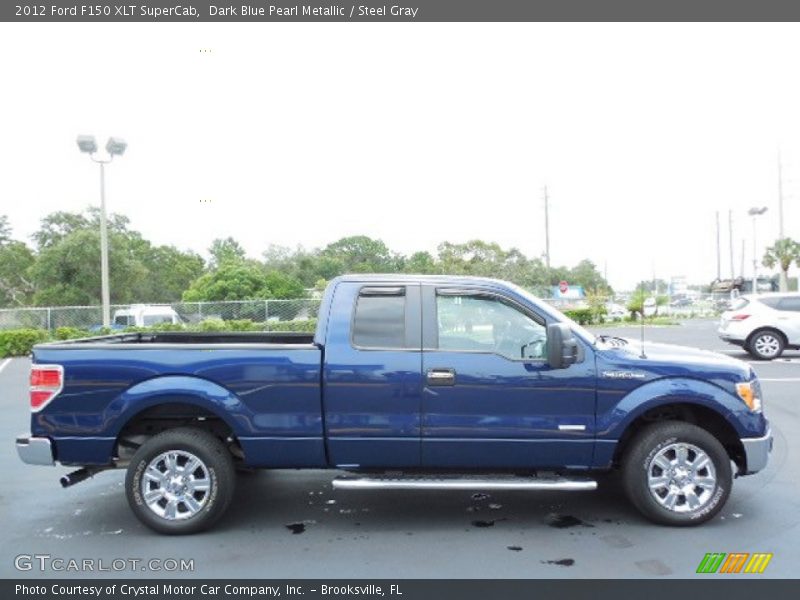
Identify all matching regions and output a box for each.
[718,293,800,359]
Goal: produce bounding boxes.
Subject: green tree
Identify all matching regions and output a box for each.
[322,236,403,273]
[762,238,800,292]
[138,245,205,302]
[28,207,201,306]
[263,271,306,299]
[404,251,437,274]
[437,240,508,276]
[209,237,247,269]
[568,260,612,294]
[31,208,132,250]
[0,216,36,307]
[0,215,11,244]
[31,228,148,305]
[263,244,328,287]
[183,263,271,302]
[626,288,648,319]
[182,264,305,302]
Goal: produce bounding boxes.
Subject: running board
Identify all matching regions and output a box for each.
[332,475,597,492]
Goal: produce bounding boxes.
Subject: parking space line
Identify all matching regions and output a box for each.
[0,358,11,374]
[759,378,800,382]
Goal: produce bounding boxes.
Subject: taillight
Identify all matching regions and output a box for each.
[731,314,750,321]
[30,364,63,412]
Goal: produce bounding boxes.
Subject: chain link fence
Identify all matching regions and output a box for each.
[0,299,321,332]
[0,292,736,333]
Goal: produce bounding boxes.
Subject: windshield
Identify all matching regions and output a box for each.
[506,282,597,345]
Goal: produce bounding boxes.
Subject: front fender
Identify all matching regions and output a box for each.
[106,375,249,437]
[597,377,766,441]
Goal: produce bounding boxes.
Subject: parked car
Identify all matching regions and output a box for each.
[17,275,771,534]
[113,305,183,328]
[670,296,692,308]
[89,305,183,332]
[605,302,627,319]
[719,293,800,359]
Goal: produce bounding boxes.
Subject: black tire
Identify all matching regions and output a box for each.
[126,427,235,534]
[622,421,731,526]
[747,329,785,360]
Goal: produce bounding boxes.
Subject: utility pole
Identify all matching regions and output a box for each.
[715,211,721,280]
[748,206,768,293]
[728,210,734,279]
[778,150,785,238]
[543,186,551,269]
[740,239,745,279]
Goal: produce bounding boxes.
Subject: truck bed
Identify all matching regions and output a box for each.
[46,331,316,346]
[31,332,324,468]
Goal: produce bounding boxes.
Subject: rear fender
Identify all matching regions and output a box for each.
[107,375,247,437]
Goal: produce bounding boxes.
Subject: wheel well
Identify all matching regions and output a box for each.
[612,403,745,472]
[114,402,244,464]
[746,327,787,347]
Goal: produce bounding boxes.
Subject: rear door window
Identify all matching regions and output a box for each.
[777,297,800,312]
[352,288,407,349]
[758,297,780,309]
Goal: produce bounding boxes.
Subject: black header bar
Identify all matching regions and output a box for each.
[4,0,800,22]
[4,579,800,600]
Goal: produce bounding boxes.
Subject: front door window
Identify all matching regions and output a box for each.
[436,294,547,360]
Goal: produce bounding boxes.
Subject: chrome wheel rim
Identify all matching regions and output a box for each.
[141,450,211,520]
[754,334,780,358]
[647,443,717,513]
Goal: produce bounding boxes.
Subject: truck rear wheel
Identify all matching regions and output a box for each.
[125,427,235,534]
[622,421,731,526]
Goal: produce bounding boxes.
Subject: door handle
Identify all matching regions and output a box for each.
[427,368,456,386]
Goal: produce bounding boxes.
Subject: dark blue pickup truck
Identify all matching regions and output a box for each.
[17,275,771,534]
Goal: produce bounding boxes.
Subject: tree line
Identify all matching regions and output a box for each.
[0,208,613,308]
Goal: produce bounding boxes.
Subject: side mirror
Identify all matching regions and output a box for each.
[547,322,579,369]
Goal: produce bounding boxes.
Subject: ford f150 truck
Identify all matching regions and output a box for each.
[16,275,772,534]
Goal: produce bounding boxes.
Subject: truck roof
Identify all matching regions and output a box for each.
[330,273,517,288]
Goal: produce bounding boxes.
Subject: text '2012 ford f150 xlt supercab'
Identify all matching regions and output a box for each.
[17,275,772,534]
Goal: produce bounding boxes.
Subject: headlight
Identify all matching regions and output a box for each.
[736,380,762,412]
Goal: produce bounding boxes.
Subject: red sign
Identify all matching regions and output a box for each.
[559,280,569,294]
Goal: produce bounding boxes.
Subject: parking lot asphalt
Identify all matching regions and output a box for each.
[0,319,797,579]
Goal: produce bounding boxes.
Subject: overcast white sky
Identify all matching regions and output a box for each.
[1,23,798,290]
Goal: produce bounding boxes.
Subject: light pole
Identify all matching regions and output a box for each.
[747,206,768,294]
[76,135,127,328]
[543,186,550,270]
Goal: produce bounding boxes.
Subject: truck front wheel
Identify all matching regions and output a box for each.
[622,421,731,526]
[125,427,235,534]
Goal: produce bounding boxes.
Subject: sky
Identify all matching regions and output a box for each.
[1,22,798,290]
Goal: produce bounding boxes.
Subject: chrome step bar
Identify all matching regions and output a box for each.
[332,475,597,492]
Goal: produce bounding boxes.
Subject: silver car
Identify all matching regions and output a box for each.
[718,293,800,359]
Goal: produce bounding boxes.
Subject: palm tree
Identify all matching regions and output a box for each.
[762,238,800,292]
